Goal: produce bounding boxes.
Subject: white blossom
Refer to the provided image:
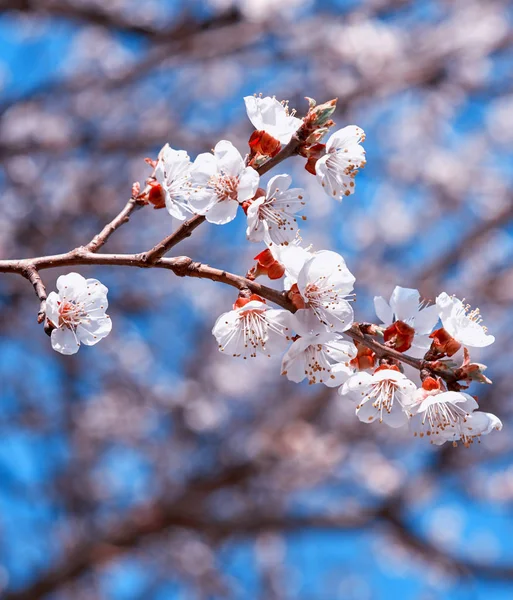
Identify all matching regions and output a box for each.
[189,140,259,225]
[374,286,439,356]
[436,292,495,347]
[411,390,502,446]
[154,144,193,220]
[266,233,313,289]
[315,125,366,200]
[247,174,306,245]
[244,95,303,145]
[46,273,112,355]
[212,297,292,358]
[341,368,417,428]
[281,309,356,386]
[296,250,356,332]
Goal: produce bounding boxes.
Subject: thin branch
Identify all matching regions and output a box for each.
[86,196,144,253]
[0,250,456,384]
[21,266,47,324]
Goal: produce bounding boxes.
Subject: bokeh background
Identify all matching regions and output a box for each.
[0,0,512,598]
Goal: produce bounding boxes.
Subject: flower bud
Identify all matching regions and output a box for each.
[429,327,461,357]
[383,320,415,352]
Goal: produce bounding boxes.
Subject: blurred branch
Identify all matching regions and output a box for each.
[0,1,239,40]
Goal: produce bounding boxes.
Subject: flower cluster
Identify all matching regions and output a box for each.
[39,93,500,448]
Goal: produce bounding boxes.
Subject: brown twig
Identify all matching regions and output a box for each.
[0,249,456,385]
[86,196,144,253]
[21,265,47,324]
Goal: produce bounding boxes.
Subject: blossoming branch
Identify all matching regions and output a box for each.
[0,94,501,447]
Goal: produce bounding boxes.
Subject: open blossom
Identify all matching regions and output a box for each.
[188,140,259,225]
[436,292,495,348]
[212,295,292,359]
[154,144,193,220]
[374,286,439,355]
[411,389,502,446]
[266,233,313,289]
[244,95,303,145]
[46,273,112,355]
[294,250,356,332]
[281,310,356,386]
[246,174,307,245]
[315,125,366,200]
[341,367,417,428]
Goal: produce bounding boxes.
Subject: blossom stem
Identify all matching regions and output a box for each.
[21,265,47,324]
[1,248,455,385]
[86,195,145,253]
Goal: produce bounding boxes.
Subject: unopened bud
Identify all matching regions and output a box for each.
[429,327,461,357]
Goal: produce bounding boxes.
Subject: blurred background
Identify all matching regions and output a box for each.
[0,0,512,598]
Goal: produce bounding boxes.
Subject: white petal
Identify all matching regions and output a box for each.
[191,153,217,185]
[326,125,365,153]
[264,309,293,356]
[356,400,380,424]
[214,140,244,177]
[413,303,439,335]
[281,338,311,383]
[45,292,60,327]
[266,173,292,197]
[56,273,87,299]
[51,327,80,355]
[374,296,393,326]
[77,316,112,346]
[341,372,373,398]
[389,286,420,322]
[292,308,329,336]
[298,250,355,296]
[237,167,260,201]
[205,199,239,225]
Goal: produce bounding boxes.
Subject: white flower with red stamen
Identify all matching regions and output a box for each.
[46,273,112,355]
[374,286,439,356]
[244,95,303,145]
[212,294,292,359]
[188,140,259,225]
[154,144,193,220]
[281,309,356,386]
[315,125,366,200]
[341,367,417,428]
[246,174,307,245]
[411,388,502,446]
[294,250,356,333]
[435,292,495,348]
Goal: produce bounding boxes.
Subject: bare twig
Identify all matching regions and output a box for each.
[86,196,144,253]
[21,266,47,324]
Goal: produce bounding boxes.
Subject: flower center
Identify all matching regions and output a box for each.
[210,174,239,202]
[359,380,399,422]
[421,401,468,436]
[58,300,86,330]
